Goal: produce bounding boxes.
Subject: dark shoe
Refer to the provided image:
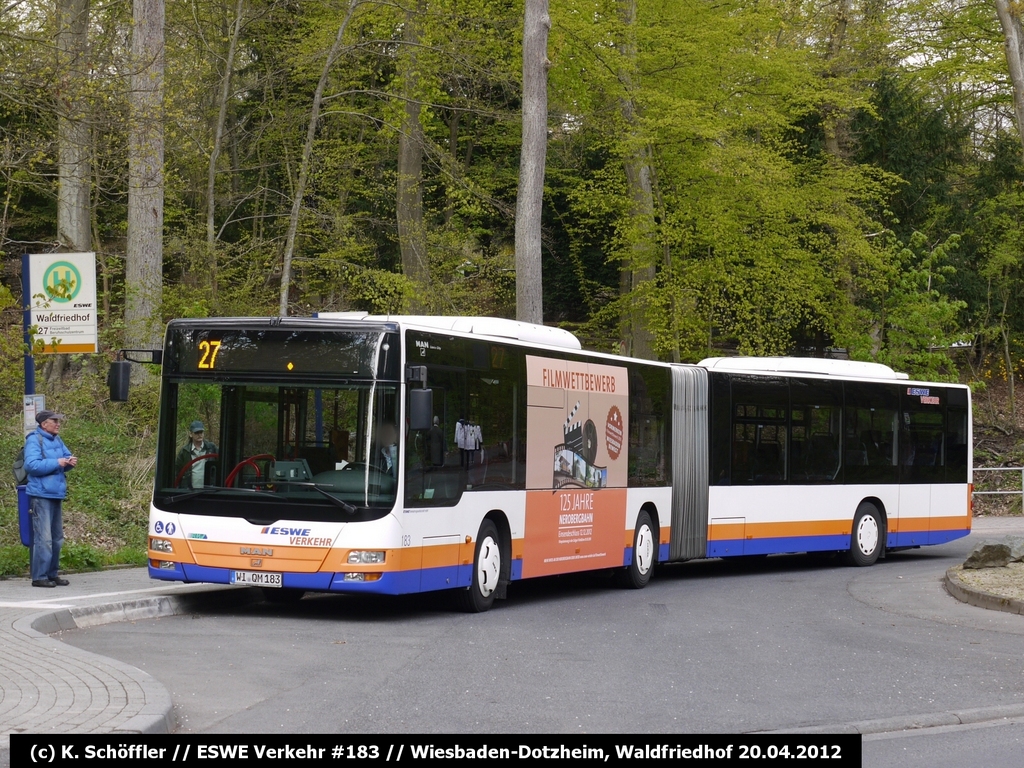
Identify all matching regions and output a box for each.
[32,579,56,588]
[52,577,70,586]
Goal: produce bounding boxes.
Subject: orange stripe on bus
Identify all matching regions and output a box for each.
[708,519,852,541]
[967,485,974,531]
[621,523,672,548]
[707,515,972,542]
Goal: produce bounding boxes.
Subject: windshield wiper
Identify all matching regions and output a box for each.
[261,480,359,514]
[162,486,278,505]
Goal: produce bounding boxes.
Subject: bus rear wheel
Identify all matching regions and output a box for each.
[620,511,655,589]
[847,503,883,567]
[457,520,502,612]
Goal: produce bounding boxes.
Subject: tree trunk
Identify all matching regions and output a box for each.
[994,0,1024,153]
[279,0,361,317]
[617,0,656,359]
[1002,326,1016,419]
[622,155,657,358]
[56,0,91,253]
[126,0,165,356]
[515,0,549,325]
[206,0,246,300]
[822,0,850,158]
[396,1,428,308]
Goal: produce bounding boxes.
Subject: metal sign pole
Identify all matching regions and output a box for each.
[21,253,35,396]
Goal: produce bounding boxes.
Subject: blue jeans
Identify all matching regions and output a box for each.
[29,496,64,582]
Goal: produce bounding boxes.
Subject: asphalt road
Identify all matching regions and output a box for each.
[59,533,1024,765]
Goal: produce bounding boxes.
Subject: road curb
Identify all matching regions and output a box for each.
[760,703,1024,735]
[25,586,265,635]
[10,587,263,736]
[944,567,1024,616]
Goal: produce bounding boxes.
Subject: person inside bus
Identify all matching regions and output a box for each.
[174,420,218,488]
[377,422,398,477]
[426,416,445,468]
[329,427,349,469]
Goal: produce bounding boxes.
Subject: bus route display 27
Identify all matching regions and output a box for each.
[166,326,389,378]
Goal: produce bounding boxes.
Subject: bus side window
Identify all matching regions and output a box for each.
[790,378,841,484]
[628,365,670,487]
[900,388,945,484]
[946,403,969,483]
[843,382,899,484]
[730,376,788,485]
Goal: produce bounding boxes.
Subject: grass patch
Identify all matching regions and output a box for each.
[0,545,29,578]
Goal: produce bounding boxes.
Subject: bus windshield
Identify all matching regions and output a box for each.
[153,325,401,521]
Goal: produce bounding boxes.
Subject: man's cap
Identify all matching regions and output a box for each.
[36,410,65,424]
[189,420,205,432]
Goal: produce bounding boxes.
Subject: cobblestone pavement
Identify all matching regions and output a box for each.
[0,570,254,754]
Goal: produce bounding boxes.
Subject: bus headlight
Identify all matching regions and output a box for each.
[343,572,382,581]
[150,538,174,553]
[347,550,385,564]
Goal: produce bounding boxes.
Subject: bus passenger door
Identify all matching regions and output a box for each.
[899,391,945,545]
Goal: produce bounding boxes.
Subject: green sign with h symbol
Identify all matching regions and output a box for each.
[42,261,82,303]
[28,252,97,354]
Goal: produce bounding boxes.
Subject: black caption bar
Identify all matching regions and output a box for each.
[11,734,861,767]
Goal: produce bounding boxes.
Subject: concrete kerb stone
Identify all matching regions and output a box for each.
[760,703,1024,735]
[23,587,265,635]
[944,567,1024,616]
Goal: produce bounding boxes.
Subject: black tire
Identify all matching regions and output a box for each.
[846,502,883,567]
[621,510,656,589]
[457,520,502,612]
[263,587,305,604]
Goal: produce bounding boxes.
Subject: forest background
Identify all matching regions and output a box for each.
[1,0,1023,575]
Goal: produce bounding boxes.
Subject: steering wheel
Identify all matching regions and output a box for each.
[175,453,219,488]
[224,454,276,488]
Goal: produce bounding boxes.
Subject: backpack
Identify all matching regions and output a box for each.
[12,433,43,485]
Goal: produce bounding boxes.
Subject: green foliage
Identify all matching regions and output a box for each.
[60,542,104,572]
[872,232,966,380]
[0,287,24,413]
[345,268,414,314]
[0,546,30,579]
[2,0,1024,382]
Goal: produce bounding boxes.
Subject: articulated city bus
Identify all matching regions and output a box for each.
[145,315,971,611]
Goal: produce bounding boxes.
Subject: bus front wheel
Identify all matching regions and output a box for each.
[620,510,655,589]
[458,520,502,612]
[847,503,883,567]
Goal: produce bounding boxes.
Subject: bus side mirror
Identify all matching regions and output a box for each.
[108,349,163,401]
[108,361,131,402]
[409,388,433,431]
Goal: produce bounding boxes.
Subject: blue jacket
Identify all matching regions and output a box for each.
[24,427,74,499]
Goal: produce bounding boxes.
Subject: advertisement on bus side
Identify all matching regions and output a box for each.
[523,355,630,577]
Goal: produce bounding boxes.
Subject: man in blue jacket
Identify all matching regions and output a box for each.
[24,410,77,587]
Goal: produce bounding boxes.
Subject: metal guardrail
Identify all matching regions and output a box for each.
[973,467,1024,509]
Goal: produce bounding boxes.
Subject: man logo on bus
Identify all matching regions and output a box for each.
[43,261,82,303]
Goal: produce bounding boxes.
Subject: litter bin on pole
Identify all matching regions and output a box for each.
[17,484,31,547]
